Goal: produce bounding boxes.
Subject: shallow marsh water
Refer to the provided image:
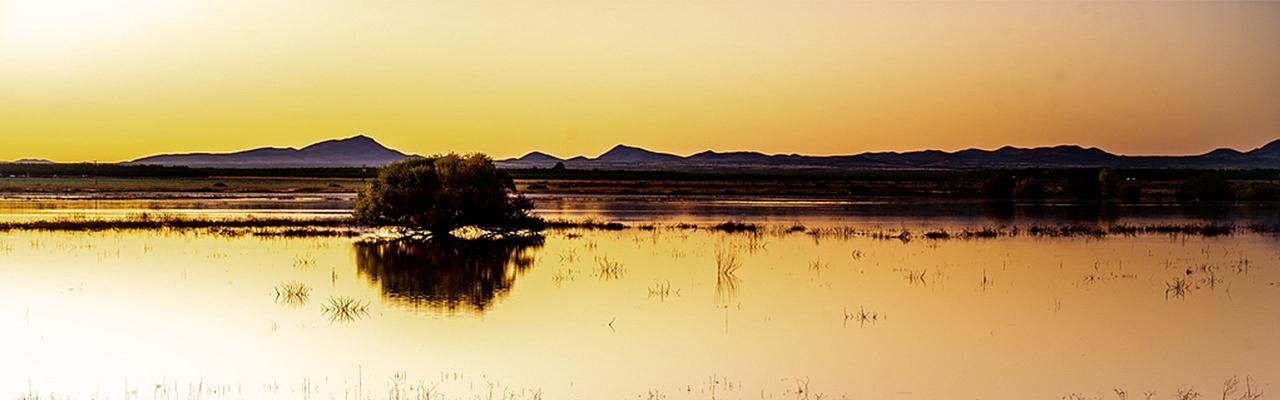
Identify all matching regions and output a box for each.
[1,194,1278,398]
[1,221,1278,399]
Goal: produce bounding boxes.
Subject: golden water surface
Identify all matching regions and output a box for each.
[1,223,1276,399]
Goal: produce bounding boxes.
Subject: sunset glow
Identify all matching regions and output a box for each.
[2,1,1278,160]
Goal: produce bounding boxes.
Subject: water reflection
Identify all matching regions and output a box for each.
[355,239,543,313]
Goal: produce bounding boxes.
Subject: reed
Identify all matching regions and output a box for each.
[593,256,625,280]
[274,281,312,306]
[1166,277,1193,300]
[321,296,370,323]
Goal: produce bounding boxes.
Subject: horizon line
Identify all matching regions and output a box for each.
[7,134,1278,164]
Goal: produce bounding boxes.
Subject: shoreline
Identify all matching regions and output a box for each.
[0,214,1274,239]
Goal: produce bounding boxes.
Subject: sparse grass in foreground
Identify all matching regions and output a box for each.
[4,213,1276,242]
[274,281,312,306]
[321,296,370,323]
[714,248,741,305]
[593,256,625,280]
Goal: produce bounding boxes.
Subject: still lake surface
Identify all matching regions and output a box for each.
[1,194,1277,399]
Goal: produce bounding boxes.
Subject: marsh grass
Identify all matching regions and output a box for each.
[843,306,882,327]
[808,257,827,276]
[550,268,578,286]
[1166,277,1193,300]
[8,213,1266,242]
[714,248,741,305]
[542,219,1277,241]
[321,296,370,323]
[274,281,312,307]
[979,269,994,291]
[544,219,628,231]
[710,221,761,233]
[902,268,929,285]
[647,281,678,301]
[0,214,352,232]
[593,256,625,280]
[293,254,317,269]
[1065,375,1262,400]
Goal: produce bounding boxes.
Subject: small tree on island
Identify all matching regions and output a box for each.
[354,154,544,239]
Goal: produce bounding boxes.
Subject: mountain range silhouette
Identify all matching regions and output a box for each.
[124,135,1280,170]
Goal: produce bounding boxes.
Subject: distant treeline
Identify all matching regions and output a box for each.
[4,163,1280,201]
[974,168,1280,201]
[6,162,1280,181]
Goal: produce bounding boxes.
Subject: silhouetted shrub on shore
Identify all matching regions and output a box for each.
[1177,174,1234,202]
[354,154,543,239]
[1098,168,1122,198]
[981,172,1015,199]
[1234,181,1280,201]
[711,221,762,233]
[1062,173,1104,200]
[1116,183,1142,201]
[1013,178,1046,199]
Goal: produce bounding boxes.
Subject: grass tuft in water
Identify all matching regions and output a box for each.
[321,296,370,323]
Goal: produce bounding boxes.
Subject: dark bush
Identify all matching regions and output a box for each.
[1234,182,1280,201]
[1117,184,1142,202]
[1098,168,1122,198]
[354,154,543,237]
[1062,173,1103,200]
[981,173,1015,199]
[846,184,871,195]
[1013,178,1046,199]
[1176,174,1233,202]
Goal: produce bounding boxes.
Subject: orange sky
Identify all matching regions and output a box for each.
[2,0,1278,162]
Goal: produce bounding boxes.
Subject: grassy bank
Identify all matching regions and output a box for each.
[4,214,1270,240]
[4,166,1280,201]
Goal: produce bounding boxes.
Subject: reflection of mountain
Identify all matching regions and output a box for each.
[354,239,542,313]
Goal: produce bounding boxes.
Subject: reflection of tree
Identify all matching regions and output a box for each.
[355,239,542,313]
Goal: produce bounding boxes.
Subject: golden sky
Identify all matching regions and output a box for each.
[2,0,1278,162]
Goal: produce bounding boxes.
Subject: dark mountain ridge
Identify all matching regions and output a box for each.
[130,135,414,168]
[118,135,1280,170]
[499,139,1280,171]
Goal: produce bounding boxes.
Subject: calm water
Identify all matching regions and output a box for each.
[2,224,1278,399]
[6,193,1280,226]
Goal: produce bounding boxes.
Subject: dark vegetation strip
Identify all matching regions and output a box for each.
[1,215,1277,239]
[0,216,353,232]
[545,219,1279,239]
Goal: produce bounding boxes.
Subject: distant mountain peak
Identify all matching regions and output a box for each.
[516,151,563,163]
[1250,139,1280,156]
[301,134,387,150]
[595,144,681,162]
[131,134,414,168]
[13,158,54,165]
